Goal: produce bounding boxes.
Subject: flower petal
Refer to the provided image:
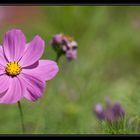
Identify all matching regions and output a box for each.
[0,45,8,66]
[0,76,24,104]
[19,73,45,102]
[22,60,59,81]
[3,29,26,62]
[0,65,6,75]
[0,74,10,94]
[94,104,105,120]
[19,35,45,67]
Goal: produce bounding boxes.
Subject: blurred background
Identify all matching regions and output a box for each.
[0,6,140,134]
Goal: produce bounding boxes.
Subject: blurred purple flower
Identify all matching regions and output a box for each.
[50,33,78,61]
[112,102,125,119]
[94,97,125,123]
[50,34,63,46]
[63,41,78,61]
[94,104,105,120]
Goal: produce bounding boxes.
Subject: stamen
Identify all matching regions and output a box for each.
[5,61,22,76]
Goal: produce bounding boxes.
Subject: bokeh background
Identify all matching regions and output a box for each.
[0,6,140,134]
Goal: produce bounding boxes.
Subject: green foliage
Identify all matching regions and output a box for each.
[101,118,127,134]
[99,116,140,134]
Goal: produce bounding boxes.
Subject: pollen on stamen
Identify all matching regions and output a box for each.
[5,61,22,76]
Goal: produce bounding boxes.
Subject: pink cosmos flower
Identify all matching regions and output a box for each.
[0,29,59,104]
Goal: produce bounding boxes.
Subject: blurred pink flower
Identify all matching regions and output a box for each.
[0,6,43,27]
[0,29,59,104]
[50,34,63,46]
[63,40,77,61]
[50,33,78,61]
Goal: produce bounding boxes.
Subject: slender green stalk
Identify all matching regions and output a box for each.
[55,53,61,63]
[18,101,25,134]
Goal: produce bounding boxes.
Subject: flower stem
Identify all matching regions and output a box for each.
[55,54,60,63]
[17,101,25,134]
[55,51,63,63]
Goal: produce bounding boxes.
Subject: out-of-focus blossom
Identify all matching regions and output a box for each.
[0,6,43,27]
[95,104,105,120]
[50,33,78,61]
[112,103,125,119]
[50,33,64,46]
[94,97,125,123]
[0,7,6,25]
[63,40,78,61]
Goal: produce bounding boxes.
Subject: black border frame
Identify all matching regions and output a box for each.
[0,2,140,137]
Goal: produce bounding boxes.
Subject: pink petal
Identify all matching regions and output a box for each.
[3,29,26,62]
[0,76,24,104]
[22,60,59,81]
[19,73,45,102]
[0,65,6,75]
[0,74,10,94]
[19,35,45,67]
[0,45,8,66]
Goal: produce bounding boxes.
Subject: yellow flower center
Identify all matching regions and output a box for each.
[5,61,22,76]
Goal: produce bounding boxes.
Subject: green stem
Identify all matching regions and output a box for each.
[55,53,61,63]
[55,54,61,63]
[18,101,25,134]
